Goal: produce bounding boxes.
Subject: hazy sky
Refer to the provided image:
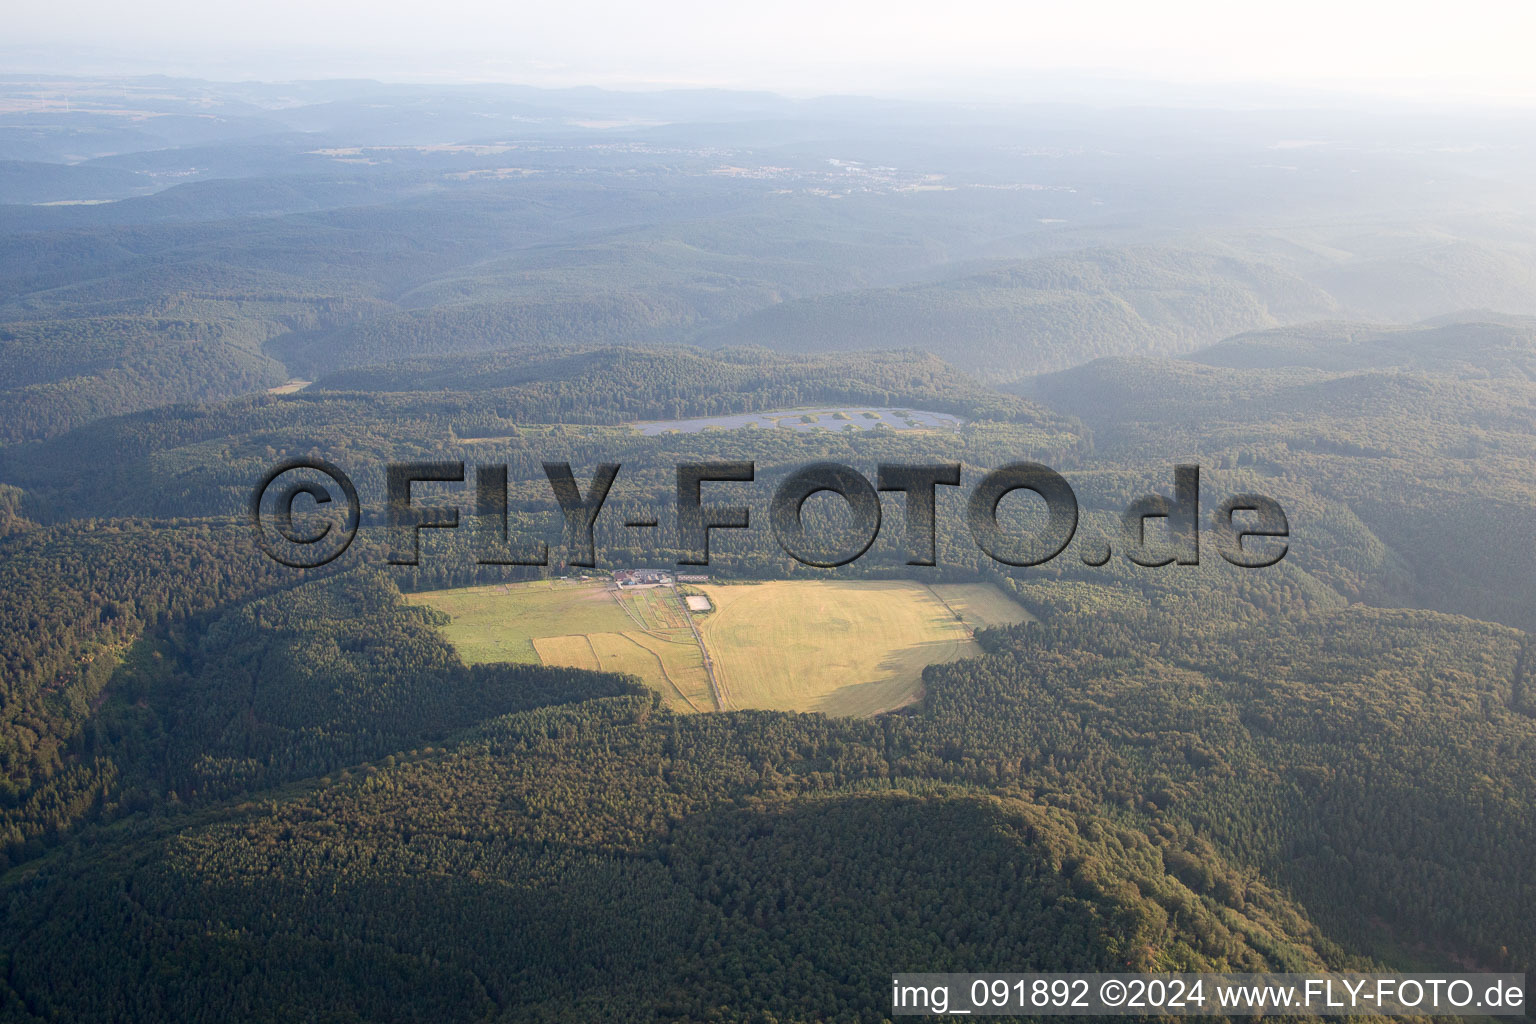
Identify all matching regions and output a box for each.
[11,0,1536,102]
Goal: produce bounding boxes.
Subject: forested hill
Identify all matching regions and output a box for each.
[697,248,1342,381]
[1191,315,1536,375]
[1022,314,1536,630]
[0,344,1083,522]
[311,343,1039,422]
[0,314,289,442]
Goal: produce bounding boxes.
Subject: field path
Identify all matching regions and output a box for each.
[673,583,726,711]
[614,632,709,713]
[610,581,724,711]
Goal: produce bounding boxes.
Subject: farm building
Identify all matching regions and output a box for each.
[614,569,672,587]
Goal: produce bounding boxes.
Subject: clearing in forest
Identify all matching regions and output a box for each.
[410,578,1030,717]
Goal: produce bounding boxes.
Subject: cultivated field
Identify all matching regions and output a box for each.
[927,583,1036,631]
[696,580,1009,717]
[585,630,714,712]
[406,580,633,664]
[408,580,713,712]
[411,578,1030,718]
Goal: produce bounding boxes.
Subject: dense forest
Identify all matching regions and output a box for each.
[2,562,1531,1020]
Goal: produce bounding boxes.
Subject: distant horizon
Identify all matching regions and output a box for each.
[9,0,1536,109]
[7,54,1536,116]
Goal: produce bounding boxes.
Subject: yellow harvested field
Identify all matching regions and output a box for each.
[696,580,1011,717]
[624,631,713,711]
[531,634,601,672]
[928,583,1037,630]
[584,632,666,689]
[412,577,1030,719]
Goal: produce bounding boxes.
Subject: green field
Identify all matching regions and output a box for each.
[408,580,713,712]
[406,580,633,665]
[412,578,1030,717]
